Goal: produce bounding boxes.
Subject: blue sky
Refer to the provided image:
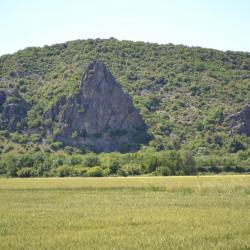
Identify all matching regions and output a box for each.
[0,0,250,55]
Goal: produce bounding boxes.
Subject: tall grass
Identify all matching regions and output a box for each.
[0,176,249,249]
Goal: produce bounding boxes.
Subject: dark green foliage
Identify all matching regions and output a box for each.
[108,159,120,174]
[0,148,248,177]
[181,150,197,175]
[50,141,64,150]
[228,136,246,153]
[87,166,103,177]
[82,153,100,167]
[119,163,142,176]
[16,167,34,178]
[56,165,72,177]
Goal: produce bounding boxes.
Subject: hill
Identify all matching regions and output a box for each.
[0,38,250,176]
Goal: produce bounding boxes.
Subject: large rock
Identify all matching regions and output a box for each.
[0,90,30,131]
[0,91,6,106]
[45,61,148,152]
[229,103,250,136]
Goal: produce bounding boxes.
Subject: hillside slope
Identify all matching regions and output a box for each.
[0,38,250,156]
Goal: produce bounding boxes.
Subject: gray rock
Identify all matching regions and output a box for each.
[229,103,250,136]
[0,90,30,131]
[45,61,149,152]
[0,91,6,106]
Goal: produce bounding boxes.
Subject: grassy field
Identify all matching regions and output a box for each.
[0,176,250,250]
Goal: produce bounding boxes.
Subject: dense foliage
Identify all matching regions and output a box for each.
[0,38,250,176]
[0,150,250,177]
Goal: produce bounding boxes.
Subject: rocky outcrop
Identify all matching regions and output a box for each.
[45,61,149,152]
[229,103,250,136]
[0,90,30,131]
[0,91,6,106]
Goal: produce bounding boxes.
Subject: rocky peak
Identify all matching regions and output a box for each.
[45,61,149,152]
[80,60,114,88]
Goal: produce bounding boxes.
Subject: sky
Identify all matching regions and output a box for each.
[0,0,250,55]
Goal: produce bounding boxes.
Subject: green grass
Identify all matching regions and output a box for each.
[0,176,250,250]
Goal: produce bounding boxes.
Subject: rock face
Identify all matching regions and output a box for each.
[229,103,250,136]
[0,91,6,106]
[45,61,148,152]
[0,89,30,131]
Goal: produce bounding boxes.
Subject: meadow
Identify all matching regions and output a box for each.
[0,175,249,250]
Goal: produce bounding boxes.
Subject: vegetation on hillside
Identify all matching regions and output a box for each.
[0,38,250,175]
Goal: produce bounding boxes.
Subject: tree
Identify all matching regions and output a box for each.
[181,150,197,175]
[228,136,246,153]
[87,166,103,177]
[82,154,100,167]
[16,168,34,178]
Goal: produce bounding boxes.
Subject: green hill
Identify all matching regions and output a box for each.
[0,38,250,176]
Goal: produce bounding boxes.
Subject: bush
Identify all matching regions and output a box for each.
[208,166,223,173]
[108,159,121,174]
[56,165,72,177]
[118,164,142,176]
[76,167,89,176]
[16,168,34,178]
[3,145,14,153]
[228,136,246,153]
[66,155,82,166]
[158,151,182,175]
[117,168,128,177]
[156,165,171,176]
[87,166,103,177]
[50,141,64,150]
[181,150,197,175]
[71,131,78,139]
[143,156,158,173]
[64,146,74,154]
[223,166,236,172]
[82,154,100,167]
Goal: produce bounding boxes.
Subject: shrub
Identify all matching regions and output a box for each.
[181,150,197,175]
[119,163,142,176]
[0,130,10,138]
[208,166,223,173]
[53,128,61,136]
[64,146,74,154]
[103,168,111,176]
[87,166,103,177]
[223,166,236,172]
[50,141,64,150]
[108,159,121,174]
[228,136,246,153]
[117,168,128,177]
[143,156,158,173]
[16,168,34,178]
[158,151,182,175]
[82,154,100,167]
[56,165,72,177]
[71,131,78,139]
[156,165,171,176]
[65,155,82,166]
[3,145,14,153]
[77,167,89,176]
[11,132,22,143]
